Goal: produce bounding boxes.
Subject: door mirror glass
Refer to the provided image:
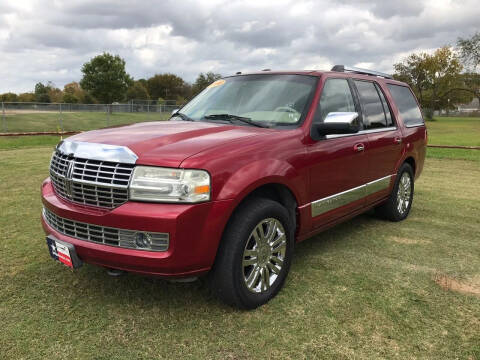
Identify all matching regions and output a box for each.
[313,112,359,136]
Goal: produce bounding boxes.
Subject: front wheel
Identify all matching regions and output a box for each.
[209,198,294,309]
[375,163,414,222]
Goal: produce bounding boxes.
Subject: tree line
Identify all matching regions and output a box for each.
[0,52,221,105]
[392,32,479,117]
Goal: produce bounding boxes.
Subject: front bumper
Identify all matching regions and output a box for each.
[41,178,234,277]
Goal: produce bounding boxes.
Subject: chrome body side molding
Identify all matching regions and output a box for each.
[311,175,393,217]
[57,140,138,164]
[365,175,392,196]
[326,126,397,139]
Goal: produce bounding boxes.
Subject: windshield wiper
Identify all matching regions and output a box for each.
[203,114,268,128]
[171,112,195,121]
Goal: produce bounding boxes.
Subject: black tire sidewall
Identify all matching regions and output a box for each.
[219,198,294,309]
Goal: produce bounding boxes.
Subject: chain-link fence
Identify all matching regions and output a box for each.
[1,101,183,134]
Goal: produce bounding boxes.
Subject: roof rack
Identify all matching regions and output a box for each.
[331,65,393,79]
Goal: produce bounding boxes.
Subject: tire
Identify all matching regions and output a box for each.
[375,163,414,222]
[209,197,294,309]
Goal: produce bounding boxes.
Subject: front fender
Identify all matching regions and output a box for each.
[216,159,307,207]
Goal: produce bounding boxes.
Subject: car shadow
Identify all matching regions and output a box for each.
[67,211,382,311]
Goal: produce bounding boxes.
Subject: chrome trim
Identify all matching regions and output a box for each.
[311,175,393,217]
[365,175,392,196]
[50,150,135,208]
[324,112,359,124]
[326,126,397,139]
[43,207,169,252]
[242,218,287,293]
[311,184,365,217]
[405,123,425,128]
[57,140,138,164]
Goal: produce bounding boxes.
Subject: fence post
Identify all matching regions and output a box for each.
[106,104,110,127]
[59,103,63,132]
[1,102,5,133]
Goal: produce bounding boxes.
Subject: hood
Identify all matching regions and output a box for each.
[67,120,265,167]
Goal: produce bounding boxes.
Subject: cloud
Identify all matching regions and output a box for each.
[0,0,479,93]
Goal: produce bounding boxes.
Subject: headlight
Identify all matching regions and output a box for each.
[129,166,211,203]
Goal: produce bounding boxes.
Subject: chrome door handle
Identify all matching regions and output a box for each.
[394,137,402,144]
[354,143,365,152]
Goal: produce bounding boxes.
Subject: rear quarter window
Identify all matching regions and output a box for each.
[387,84,424,127]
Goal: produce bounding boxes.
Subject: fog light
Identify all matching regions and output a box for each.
[135,232,152,248]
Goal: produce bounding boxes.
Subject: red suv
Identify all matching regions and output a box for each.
[41,66,427,309]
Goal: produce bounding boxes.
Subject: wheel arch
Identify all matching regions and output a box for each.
[237,183,298,231]
[403,156,416,175]
[212,181,300,268]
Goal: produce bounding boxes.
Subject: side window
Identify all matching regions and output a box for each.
[354,80,387,129]
[314,78,356,124]
[375,84,394,127]
[387,84,424,127]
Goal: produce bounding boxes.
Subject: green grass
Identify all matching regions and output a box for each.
[0,135,62,150]
[0,147,479,359]
[1,111,169,133]
[427,116,480,146]
[427,146,480,162]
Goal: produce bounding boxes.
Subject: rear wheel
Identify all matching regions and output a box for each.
[375,163,414,221]
[209,198,294,309]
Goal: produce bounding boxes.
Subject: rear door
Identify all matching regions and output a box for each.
[307,77,369,228]
[352,80,403,203]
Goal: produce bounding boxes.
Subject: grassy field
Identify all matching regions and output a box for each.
[0,131,479,358]
[1,111,170,133]
[427,116,480,147]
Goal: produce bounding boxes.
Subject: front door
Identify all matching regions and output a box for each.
[307,77,369,229]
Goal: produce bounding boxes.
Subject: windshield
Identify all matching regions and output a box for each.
[175,74,317,128]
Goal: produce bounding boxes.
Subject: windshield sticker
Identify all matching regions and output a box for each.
[207,79,225,88]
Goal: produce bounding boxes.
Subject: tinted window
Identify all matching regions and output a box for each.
[375,84,394,127]
[314,78,356,124]
[387,84,424,127]
[354,80,387,129]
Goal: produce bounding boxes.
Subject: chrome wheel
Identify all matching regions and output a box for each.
[242,218,287,293]
[397,172,412,215]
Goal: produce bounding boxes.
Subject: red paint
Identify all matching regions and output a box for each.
[41,70,426,277]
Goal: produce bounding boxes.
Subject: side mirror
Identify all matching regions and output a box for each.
[171,108,179,115]
[313,112,359,136]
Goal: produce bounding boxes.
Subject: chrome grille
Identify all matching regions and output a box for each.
[49,150,135,208]
[43,208,169,252]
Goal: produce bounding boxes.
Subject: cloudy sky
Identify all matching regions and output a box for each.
[0,0,479,93]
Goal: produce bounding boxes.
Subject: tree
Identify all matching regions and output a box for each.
[146,73,186,100]
[192,72,222,96]
[63,82,90,103]
[0,92,18,102]
[47,82,63,103]
[458,32,480,71]
[34,82,51,103]
[126,81,150,101]
[80,53,133,104]
[457,33,480,110]
[393,47,465,114]
[18,92,36,102]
